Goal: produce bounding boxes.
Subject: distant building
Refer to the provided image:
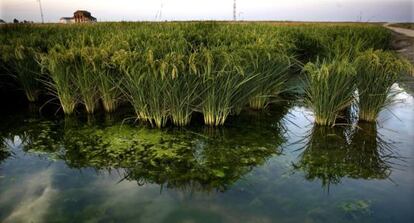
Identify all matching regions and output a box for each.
[59,17,75,24]
[60,10,97,24]
[74,10,97,23]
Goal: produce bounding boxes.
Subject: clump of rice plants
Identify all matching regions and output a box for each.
[165,52,200,126]
[196,49,258,126]
[355,49,410,122]
[242,48,292,110]
[40,47,78,115]
[1,22,396,127]
[71,47,100,114]
[304,58,356,126]
[1,45,41,102]
[120,50,171,128]
[94,49,123,113]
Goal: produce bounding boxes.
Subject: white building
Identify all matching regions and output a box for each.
[59,17,75,24]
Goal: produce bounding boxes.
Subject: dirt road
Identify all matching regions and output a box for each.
[384,23,414,38]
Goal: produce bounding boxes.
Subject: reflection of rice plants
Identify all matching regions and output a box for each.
[55,106,288,192]
[303,59,356,126]
[355,50,411,122]
[0,137,12,164]
[294,124,395,188]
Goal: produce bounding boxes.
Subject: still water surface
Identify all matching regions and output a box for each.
[0,90,413,223]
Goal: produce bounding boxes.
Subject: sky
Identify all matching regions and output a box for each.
[0,0,413,23]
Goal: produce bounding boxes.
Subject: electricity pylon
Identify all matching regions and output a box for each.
[37,0,44,23]
[233,0,237,21]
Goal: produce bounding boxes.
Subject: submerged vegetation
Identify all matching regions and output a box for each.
[0,22,409,127]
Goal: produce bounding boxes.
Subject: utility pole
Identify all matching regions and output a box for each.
[155,0,164,21]
[37,0,44,23]
[233,0,237,21]
[160,0,163,21]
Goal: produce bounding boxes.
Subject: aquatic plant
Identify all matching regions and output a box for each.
[303,58,356,126]
[120,50,172,127]
[40,47,79,115]
[0,22,394,126]
[197,49,259,126]
[355,49,410,122]
[0,44,41,102]
[95,51,123,113]
[165,52,201,126]
[242,48,292,110]
[72,47,100,114]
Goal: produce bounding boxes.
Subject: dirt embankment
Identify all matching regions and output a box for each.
[387,26,414,95]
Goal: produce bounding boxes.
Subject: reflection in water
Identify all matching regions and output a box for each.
[0,145,11,165]
[0,96,413,222]
[0,102,290,193]
[0,133,13,165]
[293,123,398,188]
[0,169,57,223]
[59,117,286,192]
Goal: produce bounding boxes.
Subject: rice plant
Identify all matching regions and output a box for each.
[120,50,171,128]
[241,48,292,110]
[1,44,41,102]
[196,49,259,126]
[303,58,357,126]
[40,47,78,115]
[1,22,395,127]
[72,47,100,114]
[165,52,200,126]
[355,49,411,122]
[96,60,122,113]
[94,48,124,113]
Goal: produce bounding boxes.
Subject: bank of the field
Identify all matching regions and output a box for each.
[386,26,414,94]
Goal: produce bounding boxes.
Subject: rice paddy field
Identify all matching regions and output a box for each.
[0,22,413,222]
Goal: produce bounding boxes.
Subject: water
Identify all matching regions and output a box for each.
[0,90,413,223]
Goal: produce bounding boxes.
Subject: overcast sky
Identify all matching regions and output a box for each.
[0,0,413,23]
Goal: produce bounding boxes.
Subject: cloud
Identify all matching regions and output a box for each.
[0,169,57,223]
